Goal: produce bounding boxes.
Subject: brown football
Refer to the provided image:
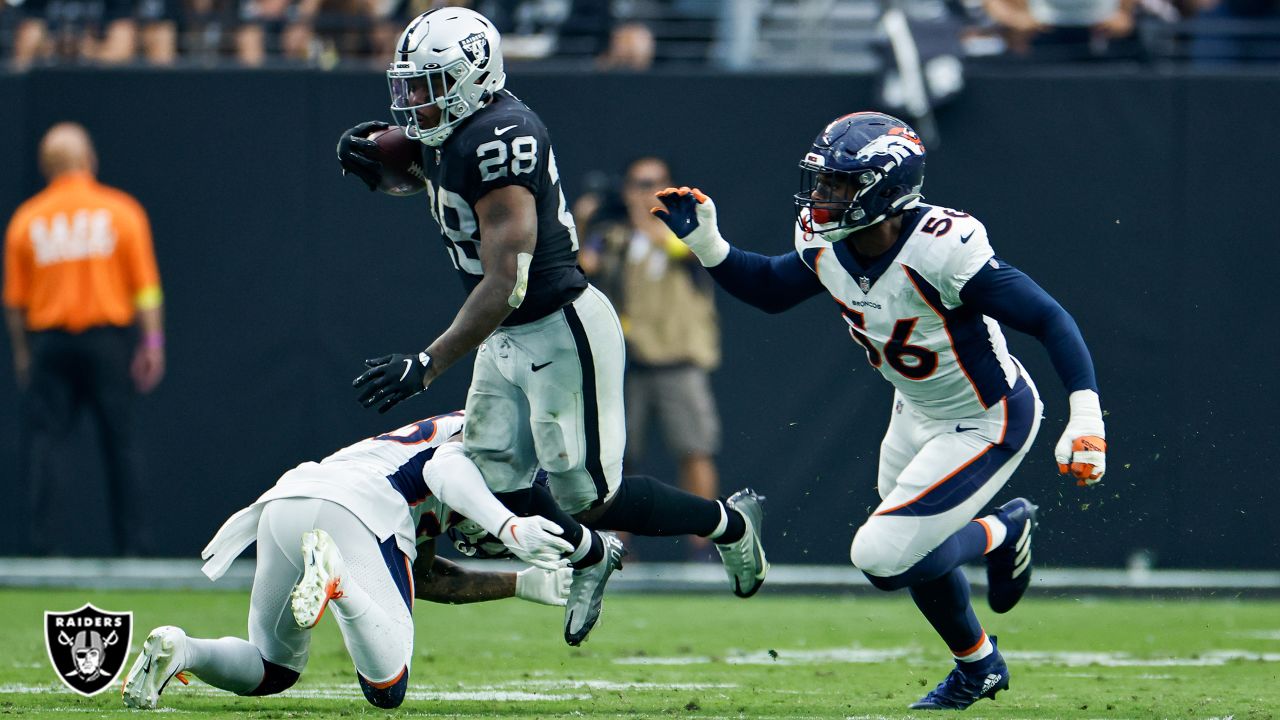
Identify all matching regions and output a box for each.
[368,126,427,196]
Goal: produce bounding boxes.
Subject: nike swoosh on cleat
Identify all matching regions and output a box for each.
[495,124,518,135]
[531,361,553,372]
[398,358,413,381]
[955,425,978,433]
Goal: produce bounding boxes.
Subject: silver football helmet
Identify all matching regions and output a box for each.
[387,7,506,147]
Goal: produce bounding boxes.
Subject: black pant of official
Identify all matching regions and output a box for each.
[19,326,149,555]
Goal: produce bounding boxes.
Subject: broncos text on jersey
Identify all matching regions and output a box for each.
[795,204,1018,420]
[418,89,586,325]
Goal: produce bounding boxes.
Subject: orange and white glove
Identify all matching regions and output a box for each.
[1055,389,1107,486]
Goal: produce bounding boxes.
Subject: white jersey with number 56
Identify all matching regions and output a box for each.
[795,204,1020,419]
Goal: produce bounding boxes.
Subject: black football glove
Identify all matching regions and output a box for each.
[336,121,390,192]
[353,351,431,413]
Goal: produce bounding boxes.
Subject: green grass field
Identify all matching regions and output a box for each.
[2,589,1277,719]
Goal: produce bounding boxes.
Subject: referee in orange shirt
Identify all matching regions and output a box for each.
[4,122,165,555]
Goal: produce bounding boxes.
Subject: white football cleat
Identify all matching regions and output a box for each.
[291,529,345,629]
[121,626,191,710]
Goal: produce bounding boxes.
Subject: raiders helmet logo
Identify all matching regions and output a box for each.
[45,603,133,696]
[459,32,489,67]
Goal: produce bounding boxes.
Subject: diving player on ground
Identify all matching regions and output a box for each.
[122,411,573,711]
[335,6,768,647]
[652,112,1107,710]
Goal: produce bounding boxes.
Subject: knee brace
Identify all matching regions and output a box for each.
[246,660,299,696]
[359,667,408,710]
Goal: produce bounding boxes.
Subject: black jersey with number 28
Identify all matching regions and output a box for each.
[418,89,586,325]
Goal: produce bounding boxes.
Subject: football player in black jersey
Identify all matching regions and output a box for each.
[337,6,769,646]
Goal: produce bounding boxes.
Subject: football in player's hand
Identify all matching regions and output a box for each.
[368,126,427,196]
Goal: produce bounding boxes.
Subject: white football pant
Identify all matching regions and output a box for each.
[464,285,626,515]
[250,497,413,684]
[851,371,1043,578]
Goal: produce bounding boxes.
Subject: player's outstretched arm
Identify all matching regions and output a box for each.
[413,541,571,606]
[651,187,823,313]
[424,442,573,569]
[351,185,538,413]
[960,261,1107,485]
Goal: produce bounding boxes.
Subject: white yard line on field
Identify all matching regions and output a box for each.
[613,647,1280,668]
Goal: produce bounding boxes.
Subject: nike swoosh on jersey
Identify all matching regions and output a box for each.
[955,425,979,433]
[960,231,975,244]
[495,124,518,136]
[531,361,553,372]
[399,358,413,381]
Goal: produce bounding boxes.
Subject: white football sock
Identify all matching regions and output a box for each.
[705,501,729,540]
[954,633,994,663]
[975,516,1008,554]
[568,527,594,564]
[184,636,265,695]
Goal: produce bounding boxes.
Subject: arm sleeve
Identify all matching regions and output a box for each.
[959,259,1098,392]
[705,246,825,314]
[422,442,514,537]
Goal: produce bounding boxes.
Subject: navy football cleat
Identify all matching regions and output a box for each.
[986,497,1038,614]
[909,636,1009,710]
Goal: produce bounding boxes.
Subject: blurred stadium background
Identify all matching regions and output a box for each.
[1,0,1279,714]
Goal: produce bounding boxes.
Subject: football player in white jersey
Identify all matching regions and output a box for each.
[121,411,575,711]
[652,112,1107,711]
[336,6,769,646]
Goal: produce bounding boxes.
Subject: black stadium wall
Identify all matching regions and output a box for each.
[0,67,1275,569]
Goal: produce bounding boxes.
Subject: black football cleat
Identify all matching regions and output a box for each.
[909,636,1009,710]
[986,498,1038,614]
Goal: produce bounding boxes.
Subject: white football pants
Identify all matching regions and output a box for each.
[464,285,627,515]
[851,371,1043,578]
[249,497,413,684]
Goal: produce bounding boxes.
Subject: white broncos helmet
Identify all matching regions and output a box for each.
[388,7,506,147]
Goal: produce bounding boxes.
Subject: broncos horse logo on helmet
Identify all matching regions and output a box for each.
[795,112,926,240]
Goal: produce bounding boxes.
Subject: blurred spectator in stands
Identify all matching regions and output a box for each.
[596,19,654,69]
[983,0,1141,58]
[579,156,723,560]
[9,0,101,68]
[94,0,179,64]
[234,0,304,65]
[4,123,165,555]
[1189,0,1280,62]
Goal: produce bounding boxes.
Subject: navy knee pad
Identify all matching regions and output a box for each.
[246,660,299,696]
[359,668,408,709]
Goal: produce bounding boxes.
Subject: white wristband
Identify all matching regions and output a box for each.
[1066,389,1104,438]
[690,235,731,267]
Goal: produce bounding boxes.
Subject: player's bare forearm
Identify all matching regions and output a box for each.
[414,556,517,604]
[424,185,537,384]
[424,276,515,382]
[136,305,164,338]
